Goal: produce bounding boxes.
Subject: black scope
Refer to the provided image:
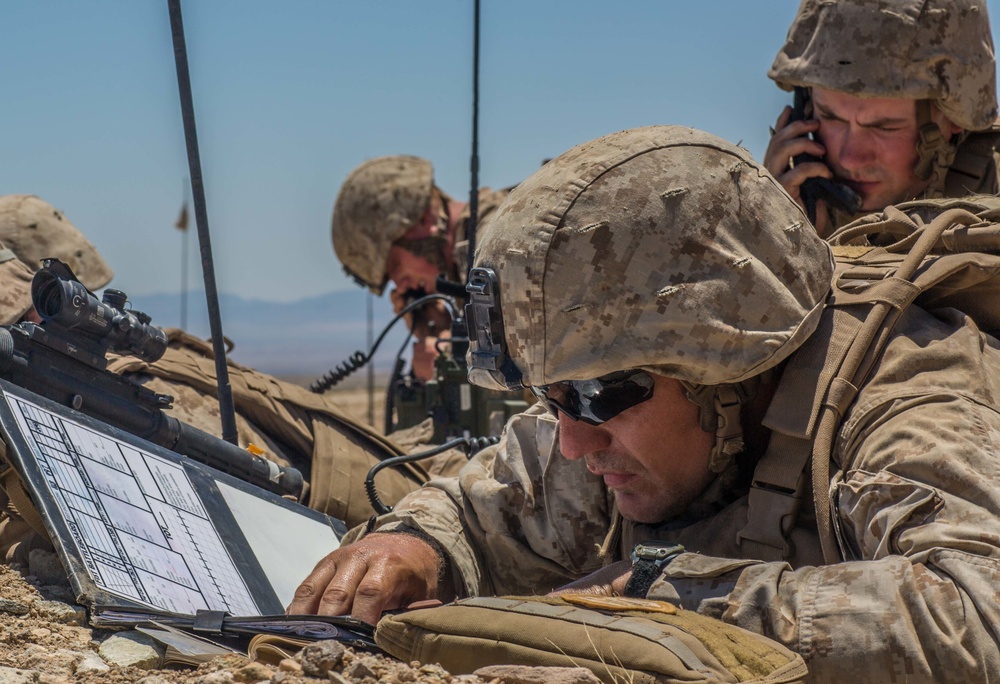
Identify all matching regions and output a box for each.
[31,259,168,363]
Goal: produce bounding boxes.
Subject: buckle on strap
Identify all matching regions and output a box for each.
[737,478,804,558]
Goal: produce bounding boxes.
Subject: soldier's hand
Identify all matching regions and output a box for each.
[287,532,451,624]
[763,106,834,236]
[547,560,633,597]
[411,336,440,382]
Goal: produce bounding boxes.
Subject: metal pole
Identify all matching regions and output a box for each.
[167,0,239,444]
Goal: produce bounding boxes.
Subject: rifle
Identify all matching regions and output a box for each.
[0,259,303,498]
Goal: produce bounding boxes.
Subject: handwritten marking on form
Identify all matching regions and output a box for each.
[8,394,258,616]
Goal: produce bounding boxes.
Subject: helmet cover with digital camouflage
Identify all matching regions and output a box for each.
[0,195,113,291]
[331,155,434,295]
[466,126,834,468]
[769,0,998,132]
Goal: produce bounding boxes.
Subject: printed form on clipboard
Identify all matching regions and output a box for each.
[0,380,369,643]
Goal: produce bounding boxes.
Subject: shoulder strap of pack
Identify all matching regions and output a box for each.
[944,124,1000,197]
[739,206,991,563]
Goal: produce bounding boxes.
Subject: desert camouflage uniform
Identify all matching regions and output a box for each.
[769,0,1000,231]
[350,126,1000,682]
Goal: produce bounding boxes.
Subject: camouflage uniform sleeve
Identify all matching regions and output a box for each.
[648,390,1000,681]
[370,403,610,597]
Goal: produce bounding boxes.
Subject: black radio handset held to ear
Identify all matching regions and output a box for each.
[790,87,863,224]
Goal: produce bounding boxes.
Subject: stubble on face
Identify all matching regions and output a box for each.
[568,375,716,524]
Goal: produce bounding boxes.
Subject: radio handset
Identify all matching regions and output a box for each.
[790,87,863,224]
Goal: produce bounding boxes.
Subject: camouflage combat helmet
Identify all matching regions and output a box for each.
[0,243,34,325]
[769,0,998,132]
[0,195,113,291]
[331,155,434,295]
[467,125,833,469]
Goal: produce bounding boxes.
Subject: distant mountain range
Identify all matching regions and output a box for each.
[132,289,411,379]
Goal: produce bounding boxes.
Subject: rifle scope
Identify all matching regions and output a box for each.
[31,261,168,363]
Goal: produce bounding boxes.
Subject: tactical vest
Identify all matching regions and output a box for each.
[736,196,1000,564]
[107,329,429,527]
[604,197,1000,567]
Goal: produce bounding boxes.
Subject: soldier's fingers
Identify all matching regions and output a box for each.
[777,161,835,201]
[349,572,412,624]
[773,105,792,133]
[314,559,373,617]
[347,535,446,623]
[287,551,344,615]
[763,129,825,177]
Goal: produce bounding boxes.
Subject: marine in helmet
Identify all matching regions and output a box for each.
[292,126,1000,681]
[764,0,999,236]
[331,156,510,381]
[0,195,442,564]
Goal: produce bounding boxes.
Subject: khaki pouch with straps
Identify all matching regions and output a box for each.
[375,594,808,683]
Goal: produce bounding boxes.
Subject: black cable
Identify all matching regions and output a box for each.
[310,293,457,393]
[364,435,500,515]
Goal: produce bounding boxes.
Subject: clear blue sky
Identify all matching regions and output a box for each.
[2,1,998,304]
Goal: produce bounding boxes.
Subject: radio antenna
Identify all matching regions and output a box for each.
[465,0,481,277]
[166,0,239,445]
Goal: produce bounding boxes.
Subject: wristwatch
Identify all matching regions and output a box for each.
[623,541,684,598]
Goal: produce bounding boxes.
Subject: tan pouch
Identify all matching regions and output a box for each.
[375,595,808,684]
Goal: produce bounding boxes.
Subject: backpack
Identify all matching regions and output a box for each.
[737,196,1000,563]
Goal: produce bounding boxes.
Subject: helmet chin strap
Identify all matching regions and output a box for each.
[680,378,761,473]
[914,100,961,185]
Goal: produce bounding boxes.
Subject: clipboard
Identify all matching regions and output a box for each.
[0,379,349,629]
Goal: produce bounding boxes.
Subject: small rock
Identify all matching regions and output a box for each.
[345,659,377,680]
[33,599,85,625]
[233,661,272,682]
[328,673,352,684]
[294,639,346,677]
[24,648,82,673]
[37,673,70,684]
[276,659,301,673]
[98,631,164,669]
[74,650,110,674]
[193,672,234,684]
[0,598,29,616]
[0,666,35,684]
[473,665,603,684]
[29,627,51,640]
[137,676,177,684]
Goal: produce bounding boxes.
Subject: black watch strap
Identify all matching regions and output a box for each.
[623,541,684,598]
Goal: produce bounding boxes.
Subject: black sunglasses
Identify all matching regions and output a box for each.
[531,369,655,425]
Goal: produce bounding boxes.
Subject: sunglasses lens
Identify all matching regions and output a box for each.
[532,371,654,425]
[588,380,653,422]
